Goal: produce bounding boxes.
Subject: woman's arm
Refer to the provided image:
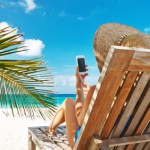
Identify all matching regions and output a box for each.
[77,85,96,125]
[75,66,89,124]
[75,67,85,105]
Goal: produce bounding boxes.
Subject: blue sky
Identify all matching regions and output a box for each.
[0,0,150,93]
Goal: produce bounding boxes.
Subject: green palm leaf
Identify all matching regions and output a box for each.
[0,26,57,119]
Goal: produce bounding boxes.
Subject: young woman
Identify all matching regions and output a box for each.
[46,22,150,149]
[46,66,96,148]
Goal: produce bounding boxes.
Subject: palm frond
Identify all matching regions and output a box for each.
[0,25,57,119]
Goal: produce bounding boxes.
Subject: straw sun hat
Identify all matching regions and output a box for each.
[94,23,150,72]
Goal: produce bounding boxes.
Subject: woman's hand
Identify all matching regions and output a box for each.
[75,66,88,86]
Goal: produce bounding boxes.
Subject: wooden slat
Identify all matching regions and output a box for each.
[135,143,146,150]
[29,127,63,150]
[110,46,150,72]
[145,124,150,133]
[41,126,71,150]
[48,126,70,149]
[116,146,124,150]
[110,107,150,150]
[134,113,150,135]
[126,110,150,150]
[112,72,150,138]
[57,126,66,135]
[128,51,150,72]
[40,126,67,138]
[40,126,70,148]
[57,142,71,150]
[29,128,61,150]
[102,134,150,147]
[116,145,125,150]
[124,84,150,136]
[88,134,102,150]
[101,71,138,138]
[101,145,111,150]
[143,142,150,150]
[74,48,135,150]
[118,82,150,150]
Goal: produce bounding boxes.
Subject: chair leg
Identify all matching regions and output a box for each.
[88,135,103,150]
[28,132,36,150]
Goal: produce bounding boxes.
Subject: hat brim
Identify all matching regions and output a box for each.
[94,23,150,72]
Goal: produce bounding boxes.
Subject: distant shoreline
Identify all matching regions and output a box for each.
[0,94,76,108]
[51,94,76,97]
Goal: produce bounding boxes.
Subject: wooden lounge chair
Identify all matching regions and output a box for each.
[74,46,150,150]
[28,46,149,150]
[28,125,72,150]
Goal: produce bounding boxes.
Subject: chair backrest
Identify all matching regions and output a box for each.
[74,46,150,150]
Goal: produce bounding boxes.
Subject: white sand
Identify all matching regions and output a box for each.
[0,109,51,150]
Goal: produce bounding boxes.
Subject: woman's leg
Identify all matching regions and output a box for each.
[76,85,96,126]
[46,105,65,134]
[62,98,78,148]
[47,98,78,148]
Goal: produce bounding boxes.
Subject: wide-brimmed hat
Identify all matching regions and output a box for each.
[94,23,150,72]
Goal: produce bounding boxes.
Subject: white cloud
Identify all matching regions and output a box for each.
[0,22,11,30]
[53,74,99,93]
[0,21,44,57]
[54,75,75,87]
[86,75,99,85]
[144,27,150,34]
[18,0,37,13]
[53,75,75,93]
[18,39,45,56]
[0,22,23,41]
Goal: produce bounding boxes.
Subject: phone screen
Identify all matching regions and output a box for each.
[77,58,86,72]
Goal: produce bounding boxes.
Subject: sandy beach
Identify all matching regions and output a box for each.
[0,108,51,150]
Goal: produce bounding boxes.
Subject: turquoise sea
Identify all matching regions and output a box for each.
[0,94,76,108]
[53,94,76,106]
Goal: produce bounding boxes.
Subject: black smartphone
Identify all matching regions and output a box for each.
[76,55,87,74]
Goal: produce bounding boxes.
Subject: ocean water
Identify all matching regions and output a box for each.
[53,94,76,106]
[0,94,76,108]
